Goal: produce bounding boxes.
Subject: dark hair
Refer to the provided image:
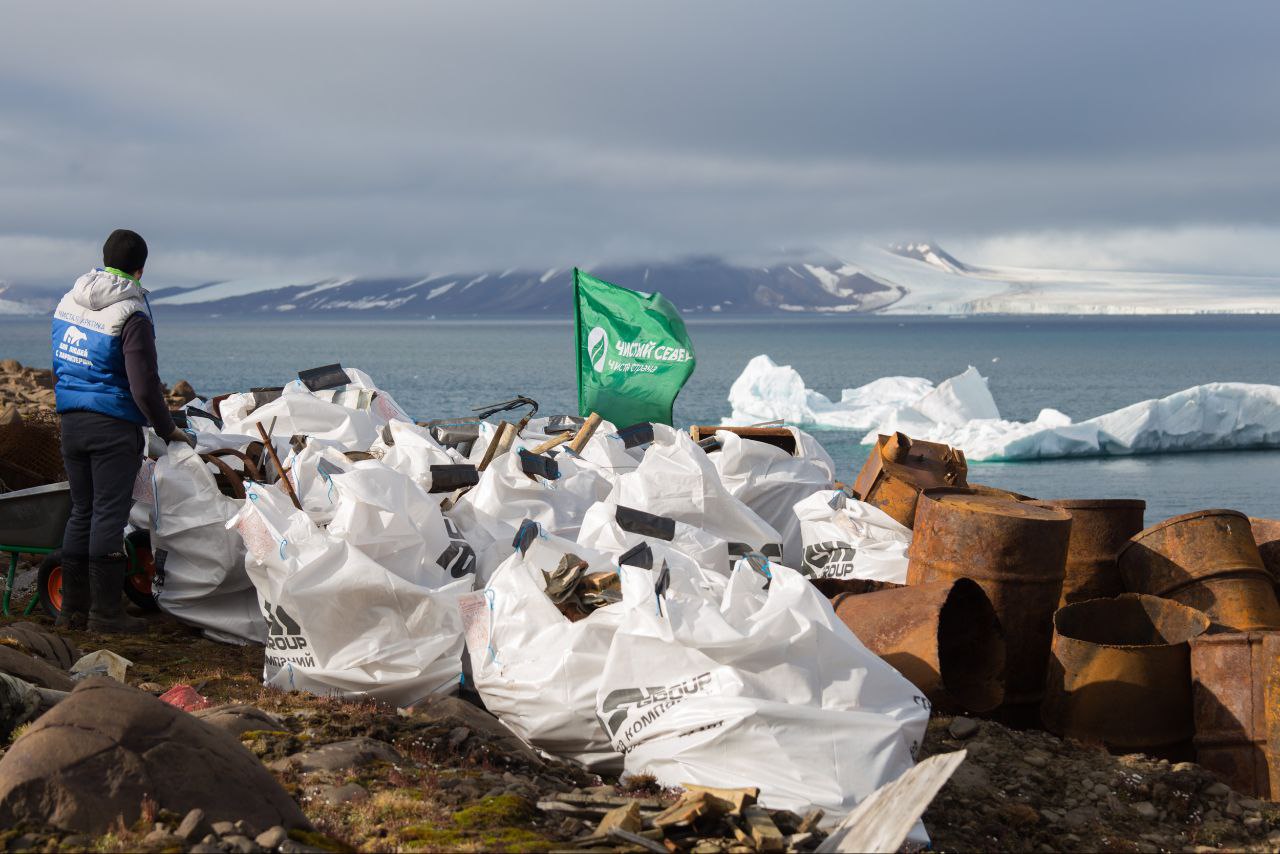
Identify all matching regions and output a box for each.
[103,229,148,274]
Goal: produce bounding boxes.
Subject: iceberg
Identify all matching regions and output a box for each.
[726,355,1280,461]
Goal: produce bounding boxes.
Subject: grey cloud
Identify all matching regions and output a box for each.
[1,0,1278,289]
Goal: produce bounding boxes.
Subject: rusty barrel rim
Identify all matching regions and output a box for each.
[1033,498,1147,511]
[1119,508,1252,559]
[1054,593,1212,647]
[920,487,1070,522]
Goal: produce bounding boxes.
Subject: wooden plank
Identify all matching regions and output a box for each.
[816,750,967,854]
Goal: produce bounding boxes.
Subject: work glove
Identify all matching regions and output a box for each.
[169,427,197,450]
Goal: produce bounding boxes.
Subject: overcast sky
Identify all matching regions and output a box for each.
[2,1,1278,289]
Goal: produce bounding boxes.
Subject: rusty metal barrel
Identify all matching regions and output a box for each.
[1118,510,1280,632]
[852,433,968,528]
[1033,499,1147,607]
[1042,593,1210,750]
[907,488,1072,708]
[1190,631,1280,799]
[1249,517,1280,582]
[831,578,1006,713]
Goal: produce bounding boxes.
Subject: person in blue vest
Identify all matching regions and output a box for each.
[50,229,195,633]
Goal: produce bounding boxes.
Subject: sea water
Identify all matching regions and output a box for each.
[3,314,1279,521]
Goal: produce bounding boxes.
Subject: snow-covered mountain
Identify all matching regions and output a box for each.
[7,244,1280,317]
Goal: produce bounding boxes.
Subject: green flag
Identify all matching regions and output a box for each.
[574,268,696,427]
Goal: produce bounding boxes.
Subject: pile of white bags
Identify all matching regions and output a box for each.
[231,479,468,706]
[129,446,266,645]
[705,427,835,565]
[793,490,913,584]
[609,425,783,560]
[447,447,613,583]
[598,557,930,821]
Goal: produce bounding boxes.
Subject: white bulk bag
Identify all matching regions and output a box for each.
[597,558,930,822]
[447,448,612,584]
[461,523,622,771]
[578,501,732,579]
[129,446,266,645]
[370,420,467,491]
[221,383,379,451]
[231,482,467,706]
[326,461,476,587]
[609,425,783,559]
[283,439,355,525]
[794,491,912,584]
[706,428,835,566]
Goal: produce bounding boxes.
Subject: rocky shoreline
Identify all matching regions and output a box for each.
[0,613,1276,853]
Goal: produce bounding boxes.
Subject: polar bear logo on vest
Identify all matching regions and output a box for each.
[62,326,88,346]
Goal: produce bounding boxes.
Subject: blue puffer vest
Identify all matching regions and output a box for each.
[51,268,152,424]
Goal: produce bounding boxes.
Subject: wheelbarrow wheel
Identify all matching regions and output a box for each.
[37,550,64,619]
[123,530,160,612]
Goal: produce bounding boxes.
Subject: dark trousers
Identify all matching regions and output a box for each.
[60,411,144,558]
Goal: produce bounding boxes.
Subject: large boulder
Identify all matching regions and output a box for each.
[0,678,308,834]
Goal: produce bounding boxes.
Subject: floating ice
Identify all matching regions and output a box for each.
[726,354,1280,461]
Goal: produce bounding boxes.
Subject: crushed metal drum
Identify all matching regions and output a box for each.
[1033,499,1147,606]
[907,488,1071,708]
[1190,631,1280,799]
[1042,593,1210,751]
[852,433,968,528]
[1119,510,1280,632]
[831,578,1006,713]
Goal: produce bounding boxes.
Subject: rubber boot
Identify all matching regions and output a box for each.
[87,554,147,634]
[54,553,90,630]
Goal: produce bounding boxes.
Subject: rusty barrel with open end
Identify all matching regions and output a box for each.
[831,578,1006,713]
[1118,510,1280,632]
[907,488,1072,708]
[852,432,968,528]
[1042,593,1210,751]
[1033,499,1146,606]
[1190,631,1280,799]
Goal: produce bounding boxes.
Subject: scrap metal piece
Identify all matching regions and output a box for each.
[1119,509,1280,632]
[831,578,1006,713]
[1034,499,1147,606]
[852,433,968,528]
[907,488,1071,708]
[1191,631,1280,799]
[1042,593,1210,751]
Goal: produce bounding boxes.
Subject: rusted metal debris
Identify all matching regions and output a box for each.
[851,433,968,528]
[907,488,1071,709]
[1249,517,1280,583]
[1190,631,1280,799]
[1119,509,1280,632]
[1042,593,1210,751]
[1033,499,1147,607]
[831,578,1005,713]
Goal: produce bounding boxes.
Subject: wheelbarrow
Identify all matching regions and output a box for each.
[0,481,158,618]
